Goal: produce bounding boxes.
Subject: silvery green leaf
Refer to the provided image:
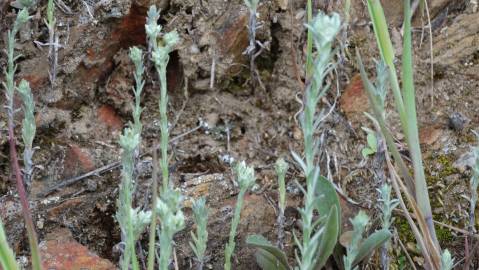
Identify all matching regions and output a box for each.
[254,249,288,270]
[290,151,306,172]
[440,249,454,270]
[352,229,392,266]
[314,176,341,224]
[362,148,375,158]
[314,205,339,269]
[246,235,289,269]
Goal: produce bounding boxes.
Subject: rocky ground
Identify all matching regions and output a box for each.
[1,0,478,269]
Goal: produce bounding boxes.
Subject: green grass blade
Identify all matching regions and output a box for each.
[366,0,407,136]
[366,0,394,67]
[356,51,415,196]
[401,0,437,246]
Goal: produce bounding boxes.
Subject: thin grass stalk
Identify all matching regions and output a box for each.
[7,103,42,270]
[385,155,435,269]
[366,0,408,141]
[356,52,440,269]
[356,52,415,197]
[147,149,159,270]
[3,9,42,270]
[401,0,436,245]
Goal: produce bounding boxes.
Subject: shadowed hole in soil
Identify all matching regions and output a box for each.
[177,154,226,179]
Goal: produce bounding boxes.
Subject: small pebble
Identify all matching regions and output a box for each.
[86,179,98,192]
[448,112,468,131]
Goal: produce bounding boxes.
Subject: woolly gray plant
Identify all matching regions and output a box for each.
[190,197,209,270]
[224,161,256,270]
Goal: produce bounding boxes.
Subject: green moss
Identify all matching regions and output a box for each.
[435,225,453,243]
[394,216,415,243]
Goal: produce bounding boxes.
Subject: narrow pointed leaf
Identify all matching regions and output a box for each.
[254,249,289,270]
[352,229,392,266]
[246,235,289,269]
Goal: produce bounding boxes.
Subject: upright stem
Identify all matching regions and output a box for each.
[4,19,42,270]
[147,150,159,270]
[7,120,42,270]
[157,65,170,192]
[305,0,313,79]
[224,189,246,270]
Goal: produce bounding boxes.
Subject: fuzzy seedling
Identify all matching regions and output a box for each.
[17,80,36,188]
[145,6,181,269]
[190,197,209,270]
[129,46,145,139]
[377,184,399,270]
[3,8,43,270]
[361,127,378,158]
[145,5,180,192]
[156,188,185,270]
[344,211,369,270]
[440,249,454,270]
[0,218,20,270]
[292,12,343,270]
[224,161,256,270]
[116,127,151,270]
[275,158,288,249]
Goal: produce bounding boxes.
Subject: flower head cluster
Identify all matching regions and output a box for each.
[156,188,185,235]
[235,161,256,190]
[306,12,341,50]
[119,128,140,154]
[145,6,180,70]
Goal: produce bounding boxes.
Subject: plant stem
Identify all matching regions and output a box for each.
[401,0,436,246]
[224,189,246,270]
[7,120,42,270]
[305,0,313,79]
[147,150,159,270]
[4,12,42,269]
[157,65,170,192]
